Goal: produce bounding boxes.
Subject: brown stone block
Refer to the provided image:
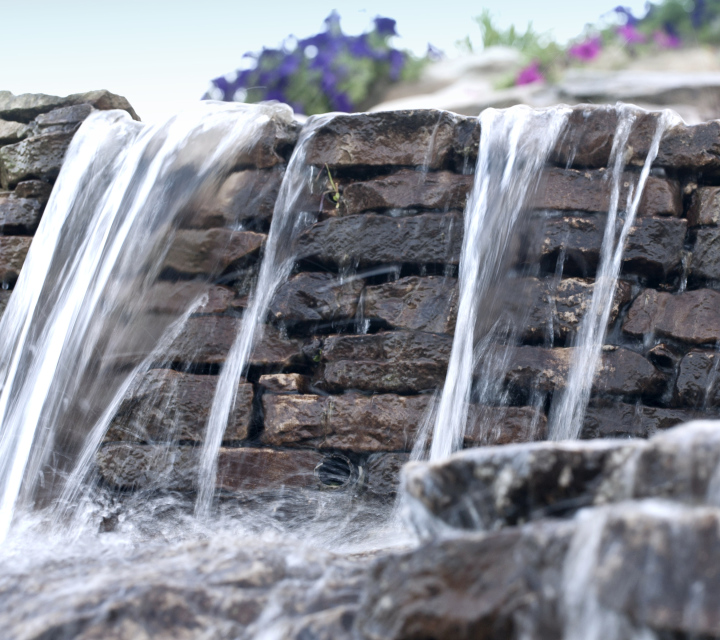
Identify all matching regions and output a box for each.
[145,281,242,316]
[258,373,310,394]
[675,349,720,407]
[688,186,720,227]
[624,288,720,345]
[14,179,52,199]
[261,392,431,451]
[691,227,720,281]
[216,447,324,491]
[464,405,548,446]
[296,212,463,268]
[162,228,265,276]
[105,368,253,443]
[582,402,701,439]
[0,235,31,285]
[363,275,458,335]
[340,169,472,215]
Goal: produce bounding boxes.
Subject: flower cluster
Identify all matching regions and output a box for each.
[203,12,425,115]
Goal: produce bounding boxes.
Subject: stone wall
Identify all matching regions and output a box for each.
[5,95,720,497]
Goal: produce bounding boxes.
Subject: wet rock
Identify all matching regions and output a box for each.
[232,117,299,169]
[105,369,253,443]
[364,452,409,500]
[0,192,44,234]
[362,275,458,335]
[0,132,76,189]
[13,179,52,199]
[340,169,472,215]
[654,119,720,172]
[183,167,283,228]
[582,402,699,439]
[536,214,686,280]
[688,186,720,227]
[623,288,720,345]
[261,392,431,452]
[465,405,548,446]
[269,272,363,324]
[31,104,94,135]
[534,167,681,217]
[162,228,265,277]
[0,120,28,145]
[500,345,665,398]
[95,444,323,492]
[403,438,641,534]
[357,521,572,640]
[317,330,452,393]
[0,290,10,319]
[690,226,720,282]
[145,281,242,315]
[0,236,31,285]
[675,349,720,407]
[304,110,475,170]
[297,212,463,268]
[165,317,302,368]
[0,89,139,122]
[258,373,310,394]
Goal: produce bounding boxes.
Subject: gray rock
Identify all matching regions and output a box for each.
[691,226,720,282]
[13,179,52,199]
[465,404,548,446]
[0,89,139,122]
[0,290,10,319]
[258,373,310,394]
[0,120,28,145]
[144,281,243,316]
[582,402,701,439]
[675,349,720,407]
[0,236,31,285]
[688,185,720,227]
[0,192,44,234]
[364,452,409,500]
[0,131,76,189]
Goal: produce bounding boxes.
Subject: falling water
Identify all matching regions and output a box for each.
[548,107,680,442]
[194,115,332,518]
[0,101,296,541]
[429,105,571,461]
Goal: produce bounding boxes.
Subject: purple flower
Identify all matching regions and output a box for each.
[330,91,353,112]
[692,0,706,29]
[264,89,286,102]
[389,49,405,81]
[614,6,639,26]
[324,11,342,34]
[515,61,544,86]
[654,29,682,48]
[374,16,397,37]
[617,24,646,44]
[568,36,602,61]
[349,34,374,58]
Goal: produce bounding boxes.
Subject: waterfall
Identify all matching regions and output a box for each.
[548,106,679,441]
[429,105,571,461]
[0,101,295,541]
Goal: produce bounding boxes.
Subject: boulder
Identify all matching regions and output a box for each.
[362,275,458,335]
[105,369,253,443]
[0,132,76,189]
[261,392,431,452]
[0,120,28,145]
[623,288,720,345]
[675,349,720,407]
[403,437,641,533]
[0,192,44,234]
[316,330,452,393]
[161,228,265,277]
[165,317,302,368]
[0,89,139,122]
[0,236,31,285]
[688,186,720,227]
[535,214,686,280]
[269,272,363,325]
[95,444,324,492]
[296,212,463,268]
[690,226,720,282]
[340,169,472,215]
[534,167,681,217]
[182,167,283,228]
[304,110,478,171]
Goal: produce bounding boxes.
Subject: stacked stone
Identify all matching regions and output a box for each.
[0,90,139,317]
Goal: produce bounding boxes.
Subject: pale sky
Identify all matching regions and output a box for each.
[1,0,648,122]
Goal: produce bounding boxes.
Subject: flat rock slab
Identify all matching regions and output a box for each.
[304,109,479,171]
[269,271,363,324]
[297,212,463,268]
[624,288,720,345]
[0,89,139,122]
[95,443,324,492]
[315,330,453,394]
[340,169,472,215]
[0,132,76,189]
[403,438,641,534]
[105,368,253,443]
[0,236,31,285]
[362,275,458,335]
[165,316,302,368]
[162,228,265,277]
[582,402,702,439]
[534,167,681,217]
[261,392,431,452]
[0,192,44,234]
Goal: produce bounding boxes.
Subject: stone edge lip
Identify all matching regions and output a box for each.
[0,89,140,122]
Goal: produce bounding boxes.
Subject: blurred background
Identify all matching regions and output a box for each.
[3,0,720,123]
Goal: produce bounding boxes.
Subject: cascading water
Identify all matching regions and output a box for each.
[429,105,571,461]
[0,101,297,541]
[548,106,680,442]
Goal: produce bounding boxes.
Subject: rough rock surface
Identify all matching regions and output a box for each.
[0,235,31,285]
[105,369,253,443]
[465,405,548,446]
[0,89,139,122]
[0,132,76,189]
[691,226,720,281]
[675,349,720,407]
[688,185,720,226]
[261,392,430,451]
[582,402,701,439]
[0,192,44,233]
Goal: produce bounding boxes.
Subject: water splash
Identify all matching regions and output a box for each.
[549,107,680,442]
[429,105,571,461]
